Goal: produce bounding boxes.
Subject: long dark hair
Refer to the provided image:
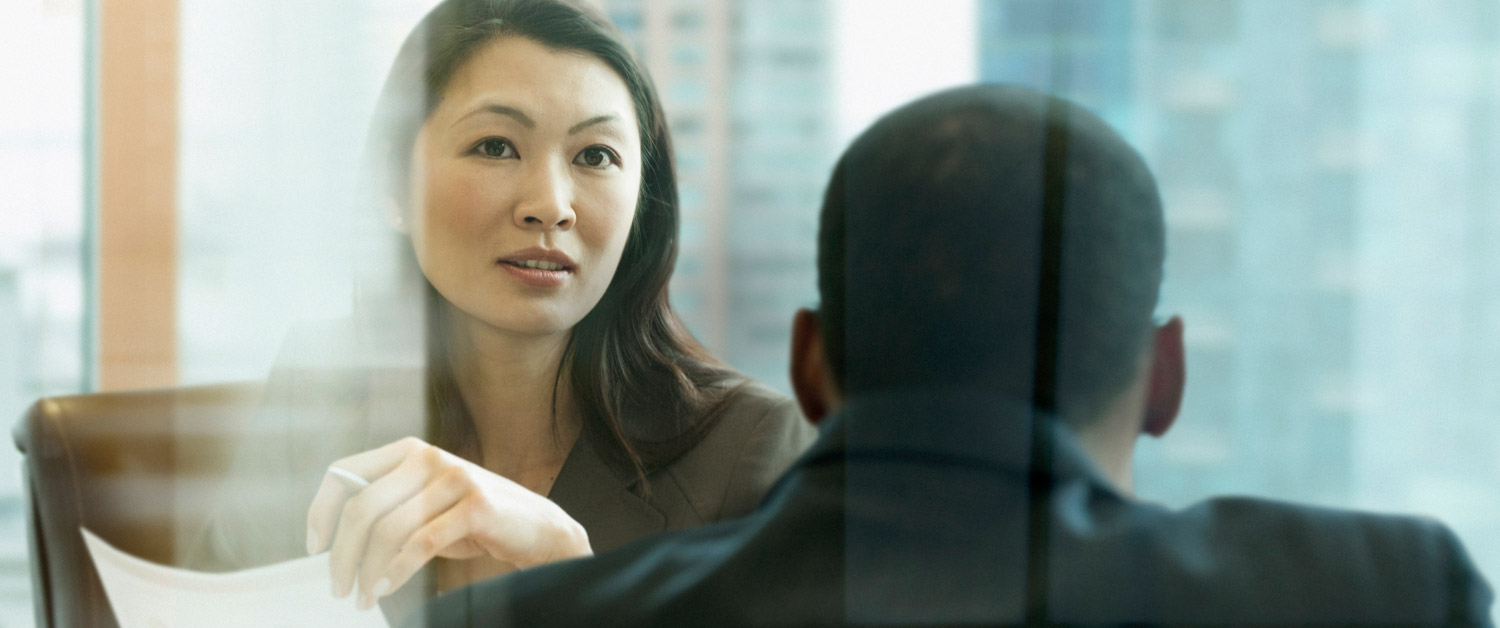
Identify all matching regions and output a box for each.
[364,0,742,485]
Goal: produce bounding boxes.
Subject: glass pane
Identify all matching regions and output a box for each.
[176,0,443,384]
[0,0,87,624]
[16,0,1498,624]
[978,0,1500,615]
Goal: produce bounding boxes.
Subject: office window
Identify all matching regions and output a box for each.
[978,1,1500,607]
[8,1,1498,625]
[0,0,87,623]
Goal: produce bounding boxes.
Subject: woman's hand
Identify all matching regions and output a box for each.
[305,437,592,609]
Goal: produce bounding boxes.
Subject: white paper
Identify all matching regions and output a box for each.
[82,527,391,628]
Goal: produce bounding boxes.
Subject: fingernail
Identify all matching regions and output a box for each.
[332,579,343,598]
[358,592,373,610]
[372,578,391,597]
[306,529,319,555]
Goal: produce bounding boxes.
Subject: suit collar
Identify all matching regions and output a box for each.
[799,388,1114,488]
[546,429,667,553]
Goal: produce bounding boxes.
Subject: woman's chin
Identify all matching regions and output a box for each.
[437,290,595,342]
[468,311,583,341]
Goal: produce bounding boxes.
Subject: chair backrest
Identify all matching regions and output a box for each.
[13,382,264,628]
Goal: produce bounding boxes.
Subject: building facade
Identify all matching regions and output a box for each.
[603,0,835,392]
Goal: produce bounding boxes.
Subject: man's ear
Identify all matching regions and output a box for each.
[1142,316,1185,438]
[790,308,838,425]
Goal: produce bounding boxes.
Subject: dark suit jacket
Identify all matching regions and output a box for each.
[416,389,1494,627]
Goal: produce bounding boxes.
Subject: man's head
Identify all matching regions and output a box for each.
[791,85,1183,471]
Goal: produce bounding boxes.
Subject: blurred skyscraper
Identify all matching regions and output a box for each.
[1148,0,1370,508]
[978,0,1362,506]
[602,0,835,393]
[977,0,1136,130]
[1346,0,1500,589]
[978,0,1500,599]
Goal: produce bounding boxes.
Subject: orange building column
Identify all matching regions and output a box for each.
[97,0,179,390]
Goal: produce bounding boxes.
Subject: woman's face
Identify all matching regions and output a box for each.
[407,36,642,339]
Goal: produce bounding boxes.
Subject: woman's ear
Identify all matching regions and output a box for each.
[790,308,838,425]
[1142,316,1185,438]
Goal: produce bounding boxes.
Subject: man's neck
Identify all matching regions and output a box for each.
[1068,376,1153,496]
[1071,422,1137,495]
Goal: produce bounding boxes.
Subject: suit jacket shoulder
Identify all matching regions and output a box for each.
[1054,485,1496,626]
[1186,496,1492,626]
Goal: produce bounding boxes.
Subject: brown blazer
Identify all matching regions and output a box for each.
[546,382,818,553]
[188,357,817,573]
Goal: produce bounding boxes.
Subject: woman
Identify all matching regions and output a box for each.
[192,0,816,616]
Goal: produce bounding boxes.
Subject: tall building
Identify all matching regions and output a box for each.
[977,0,1500,593]
[602,0,835,392]
[977,0,1361,504]
[1345,0,1500,585]
[977,0,1136,130]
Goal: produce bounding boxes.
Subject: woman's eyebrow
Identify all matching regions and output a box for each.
[449,106,620,136]
[569,114,621,135]
[452,103,536,129]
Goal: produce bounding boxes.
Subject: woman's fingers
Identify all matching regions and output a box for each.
[375,503,488,603]
[364,483,591,606]
[326,443,447,598]
[307,436,595,608]
[306,437,429,555]
[354,466,472,605]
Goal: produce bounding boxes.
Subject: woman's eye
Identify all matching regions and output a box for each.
[574,145,620,169]
[474,138,516,159]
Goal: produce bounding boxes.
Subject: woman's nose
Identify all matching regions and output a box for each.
[515,161,576,230]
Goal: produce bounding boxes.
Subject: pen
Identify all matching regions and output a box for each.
[327,466,371,492]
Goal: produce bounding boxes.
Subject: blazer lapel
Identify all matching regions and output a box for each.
[548,431,668,554]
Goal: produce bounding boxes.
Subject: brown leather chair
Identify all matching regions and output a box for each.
[13,382,264,628]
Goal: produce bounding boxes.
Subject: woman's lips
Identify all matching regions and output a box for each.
[497,260,571,287]
[495,247,576,288]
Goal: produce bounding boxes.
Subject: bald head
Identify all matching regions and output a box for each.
[816,85,1164,426]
